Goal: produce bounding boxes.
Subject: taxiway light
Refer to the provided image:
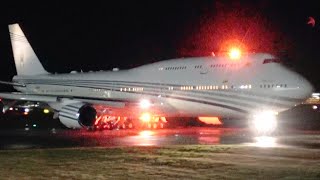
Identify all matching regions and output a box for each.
[312,105,318,110]
[43,109,50,114]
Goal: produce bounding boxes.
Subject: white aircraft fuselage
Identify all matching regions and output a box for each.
[13,54,313,119]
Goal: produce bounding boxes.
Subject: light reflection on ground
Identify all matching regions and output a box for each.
[253,136,277,148]
[139,130,154,137]
[1,127,320,150]
[132,130,157,146]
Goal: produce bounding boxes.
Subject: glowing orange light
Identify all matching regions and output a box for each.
[228,47,241,60]
[139,112,151,122]
[94,115,102,125]
[160,117,167,123]
[23,112,29,115]
[198,117,222,125]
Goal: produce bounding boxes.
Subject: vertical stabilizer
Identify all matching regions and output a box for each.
[9,23,49,76]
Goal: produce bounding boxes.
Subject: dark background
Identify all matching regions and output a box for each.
[0,0,319,91]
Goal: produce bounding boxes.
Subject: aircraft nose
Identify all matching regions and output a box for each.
[299,77,314,99]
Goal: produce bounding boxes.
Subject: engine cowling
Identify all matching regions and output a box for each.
[59,103,97,129]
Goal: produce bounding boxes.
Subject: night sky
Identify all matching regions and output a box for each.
[0,1,319,91]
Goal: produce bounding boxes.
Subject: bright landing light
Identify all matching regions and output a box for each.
[228,48,241,60]
[251,110,277,135]
[139,99,151,109]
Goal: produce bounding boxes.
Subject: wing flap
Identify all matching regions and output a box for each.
[0,81,25,87]
[0,92,57,102]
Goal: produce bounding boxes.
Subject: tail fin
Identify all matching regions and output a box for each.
[9,23,49,76]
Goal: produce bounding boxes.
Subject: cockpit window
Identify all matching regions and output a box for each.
[263,58,281,64]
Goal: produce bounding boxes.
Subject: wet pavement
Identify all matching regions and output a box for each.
[1,127,320,150]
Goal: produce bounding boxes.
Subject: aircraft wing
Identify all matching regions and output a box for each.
[0,92,57,102]
[0,92,177,116]
[0,92,125,108]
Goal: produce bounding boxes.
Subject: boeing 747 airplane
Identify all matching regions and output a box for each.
[0,24,314,133]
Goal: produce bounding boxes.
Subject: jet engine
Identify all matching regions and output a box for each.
[59,103,97,129]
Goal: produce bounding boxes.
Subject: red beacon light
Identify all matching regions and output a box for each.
[228,47,242,60]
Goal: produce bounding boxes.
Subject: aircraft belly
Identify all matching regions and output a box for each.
[167,98,246,118]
